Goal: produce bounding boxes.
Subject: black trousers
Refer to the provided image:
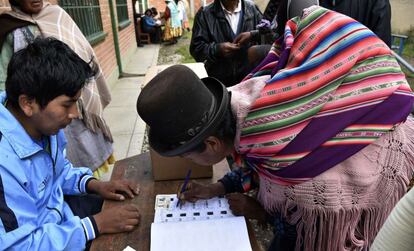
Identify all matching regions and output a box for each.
[64,194,104,250]
[143,26,162,43]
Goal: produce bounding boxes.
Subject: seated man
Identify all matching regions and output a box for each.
[142,9,162,43]
[0,38,140,250]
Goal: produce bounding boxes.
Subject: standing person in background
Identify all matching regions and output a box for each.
[178,0,190,32]
[163,0,182,44]
[0,0,115,178]
[320,0,392,47]
[233,0,318,69]
[190,0,262,86]
[262,0,280,21]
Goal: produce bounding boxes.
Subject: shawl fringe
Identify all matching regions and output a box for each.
[258,117,414,250]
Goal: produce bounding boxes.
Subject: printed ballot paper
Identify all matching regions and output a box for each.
[150,194,252,251]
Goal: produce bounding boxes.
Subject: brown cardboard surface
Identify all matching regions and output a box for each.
[150,148,213,181]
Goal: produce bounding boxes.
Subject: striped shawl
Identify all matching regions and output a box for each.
[236,6,414,185]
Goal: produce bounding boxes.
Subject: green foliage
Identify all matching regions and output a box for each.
[174,18,195,63]
[402,30,414,88]
[175,45,196,63]
[391,29,414,88]
[402,29,414,58]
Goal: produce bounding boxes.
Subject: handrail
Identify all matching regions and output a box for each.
[392,33,408,39]
[392,51,414,75]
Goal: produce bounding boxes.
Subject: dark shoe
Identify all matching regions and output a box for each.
[137,43,144,47]
[165,40,176,45]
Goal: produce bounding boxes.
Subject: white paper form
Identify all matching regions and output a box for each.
[150,216,252,251]
[150,194,252,251]
[154,194,235,223]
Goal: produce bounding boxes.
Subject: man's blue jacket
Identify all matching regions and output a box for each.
[0,92,97,250]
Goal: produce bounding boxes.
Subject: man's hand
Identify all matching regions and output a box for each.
[226,193,268,223]
[93,204,140,234]
[233,32,252,47]
[87,179,140,201]
[218,42,240,58]
[178,182,226,203]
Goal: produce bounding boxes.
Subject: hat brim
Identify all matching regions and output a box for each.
[148,77,229,157]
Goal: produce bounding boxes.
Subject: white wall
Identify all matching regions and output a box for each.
[391,0,414,33]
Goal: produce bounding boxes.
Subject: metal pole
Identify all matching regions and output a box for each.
[107,0,144,78]
[107,0,124,75]
[392,51,414,74]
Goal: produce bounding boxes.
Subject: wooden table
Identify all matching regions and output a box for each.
[90,152,261,251]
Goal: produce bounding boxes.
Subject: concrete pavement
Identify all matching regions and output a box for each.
[100,44,160,181]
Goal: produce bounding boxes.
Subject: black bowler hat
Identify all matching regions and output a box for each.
[136,65,230,157]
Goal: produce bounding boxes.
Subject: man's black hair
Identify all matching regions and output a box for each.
[150,7,158,16]
[188,104,236,153]
[145,8,152,15]
[8,0,18,6]
[5,37,96,109]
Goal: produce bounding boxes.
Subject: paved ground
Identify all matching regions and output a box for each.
[100,44,160,181]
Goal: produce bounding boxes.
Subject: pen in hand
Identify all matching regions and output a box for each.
[177,169,192,208]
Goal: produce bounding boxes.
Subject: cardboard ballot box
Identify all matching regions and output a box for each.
[150,148,213,181]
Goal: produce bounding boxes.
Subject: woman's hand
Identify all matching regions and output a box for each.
[226,193,269,223]
[87,179,140,201]
[178,182,226,202]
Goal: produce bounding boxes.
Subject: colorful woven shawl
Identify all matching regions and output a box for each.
[238,6,414,185]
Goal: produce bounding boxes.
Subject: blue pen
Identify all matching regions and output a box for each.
[177,169,192,207]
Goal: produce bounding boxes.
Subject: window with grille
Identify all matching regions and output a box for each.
[59,0,106,45]
[116,0,131,29]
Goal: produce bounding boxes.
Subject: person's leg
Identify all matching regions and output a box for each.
[147,27,160,44]
[267,212,298,251]
[154,26,162,43]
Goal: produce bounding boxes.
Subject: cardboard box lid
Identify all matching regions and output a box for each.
[150,148,213,181]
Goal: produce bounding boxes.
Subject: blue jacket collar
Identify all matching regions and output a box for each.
[0,92,44,159]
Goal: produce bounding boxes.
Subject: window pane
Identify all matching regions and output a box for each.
[59,0,104,41]
[116,0,129,23]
